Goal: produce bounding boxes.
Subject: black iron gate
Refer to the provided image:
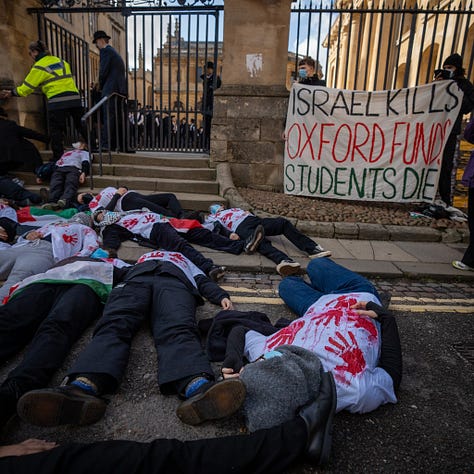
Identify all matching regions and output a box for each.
[126,6,223,152]
[31,1,223,153]
[290,0,474,91]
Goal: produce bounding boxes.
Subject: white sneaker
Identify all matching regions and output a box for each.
[308,244,332,259]
[276,259,301,276]
[452,260,474,271]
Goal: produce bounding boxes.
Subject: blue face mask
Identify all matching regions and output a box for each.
[298,68,308,79]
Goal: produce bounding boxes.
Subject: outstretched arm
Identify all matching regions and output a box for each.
[222,325,249,378]
[352,301,402,390]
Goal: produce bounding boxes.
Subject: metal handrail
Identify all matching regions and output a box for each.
[81,92,128,188]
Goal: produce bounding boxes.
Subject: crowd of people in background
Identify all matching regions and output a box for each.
[128,106,205,150]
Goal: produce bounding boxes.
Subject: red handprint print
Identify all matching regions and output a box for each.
[138,251,164,263]
[62,233,78,245]
[325,330,366,385]
[143,214,156,224]
[122,217,139,229]
[265,319,305,350]
[169,252,186,264]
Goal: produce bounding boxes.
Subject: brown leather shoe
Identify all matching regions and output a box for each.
[17,385,107,427]
[176,379,246,425]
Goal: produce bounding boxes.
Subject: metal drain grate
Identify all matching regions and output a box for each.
[453,342,474,365]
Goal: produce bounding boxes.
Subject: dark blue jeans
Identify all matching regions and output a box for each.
[278,258,380,317]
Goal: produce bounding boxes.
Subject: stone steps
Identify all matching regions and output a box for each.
[20,150,225,212]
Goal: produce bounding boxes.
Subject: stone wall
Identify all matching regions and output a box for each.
[212,84,289,191]
[212,0,293,192]
[0,0,45,130]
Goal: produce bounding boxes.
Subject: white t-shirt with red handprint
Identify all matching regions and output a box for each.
[56,149,90,170]
[89,187,128,212]
[244,292,397,414]
[206,208,251,232]
[137,250,205,288]
[35,222,100,262]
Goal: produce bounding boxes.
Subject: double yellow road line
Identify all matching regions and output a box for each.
[222,286,474,314]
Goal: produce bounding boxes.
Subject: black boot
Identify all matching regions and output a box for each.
[298,371,337,466]
[17,385,107,427]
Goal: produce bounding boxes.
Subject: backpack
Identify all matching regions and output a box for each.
[35,162,56,182]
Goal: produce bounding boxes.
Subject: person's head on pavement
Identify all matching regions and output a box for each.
[209,203,225,215]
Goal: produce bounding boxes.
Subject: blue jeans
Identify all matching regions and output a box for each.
[278,258,380,317]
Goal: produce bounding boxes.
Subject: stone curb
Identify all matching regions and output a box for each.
[216,164,469,244]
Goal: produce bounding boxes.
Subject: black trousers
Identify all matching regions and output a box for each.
[0,283,102,397]
[0,176,41,204]
[68,274,214,395]
[49,166,81,206]
[48,107,85,162]
[185,228,244,255]
[237,216,316,264]
[462,186,474,267]
[438,132,458,206]
[149,223,214,274]
[0,418,306,474]
[122,192,184,218]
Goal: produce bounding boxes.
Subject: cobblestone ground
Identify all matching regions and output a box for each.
[223,271,474,300]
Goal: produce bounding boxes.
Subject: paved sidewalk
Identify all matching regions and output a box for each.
[118,235,474,280]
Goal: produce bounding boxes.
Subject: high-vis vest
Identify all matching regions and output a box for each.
[15,55,80,106]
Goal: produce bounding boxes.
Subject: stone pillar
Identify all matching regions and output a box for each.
[212,0,292,191]
[0,0,45,130]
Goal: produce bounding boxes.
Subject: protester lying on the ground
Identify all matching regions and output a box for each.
[42,142,91,210]
[0,385,335,471]
[0,201,18,249]
[16,250,244,430]
[203,258,402,415]
[205,204,332,276]
[0,107,46,176]
[0,175,44,207]
[80,185,189,219]
[91,208,261,280]
[0,219,100,302]
[0,256,130,429]
[93,207,264,262]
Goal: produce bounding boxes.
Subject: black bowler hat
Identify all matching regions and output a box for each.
[93,30,111,44]
[206,61,215,69]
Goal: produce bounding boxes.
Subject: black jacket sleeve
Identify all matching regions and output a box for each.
[211,221,233,237]
[222,325,249,372]
[366,301,402,391]
[104,192,121,211]
[195,274,230,306]
[101,224,133,251]
[18,124,48,143]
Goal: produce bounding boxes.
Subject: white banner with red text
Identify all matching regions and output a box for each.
[284,81,463,202]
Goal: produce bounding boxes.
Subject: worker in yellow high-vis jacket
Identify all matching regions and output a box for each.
[0,40,85,162]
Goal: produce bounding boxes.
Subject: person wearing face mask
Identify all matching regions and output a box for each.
[434,53,474,207]
[297,57,326,86]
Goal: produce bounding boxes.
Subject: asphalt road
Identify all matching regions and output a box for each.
[1,276,473,473]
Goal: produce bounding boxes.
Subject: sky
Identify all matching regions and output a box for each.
[126,0,334,72]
